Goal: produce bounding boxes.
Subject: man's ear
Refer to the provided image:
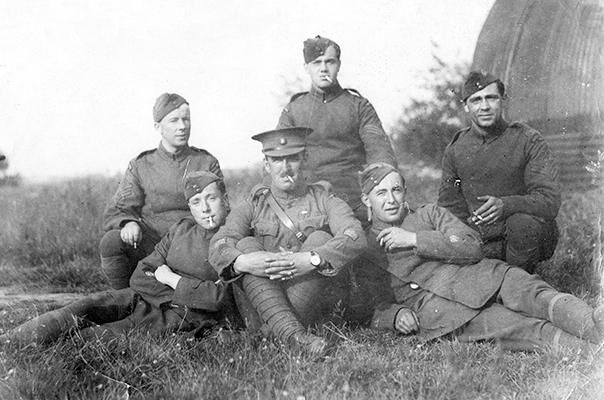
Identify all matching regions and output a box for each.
[303,63,311,75]
[154,122,161,134]
[263,157,270,174]
[222,192,231,213]
[463,104,469,113]
[360,193,371,208]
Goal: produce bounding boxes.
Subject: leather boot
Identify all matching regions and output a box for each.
[101,255,132,289]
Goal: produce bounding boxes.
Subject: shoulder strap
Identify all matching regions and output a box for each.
[266,191,307,243]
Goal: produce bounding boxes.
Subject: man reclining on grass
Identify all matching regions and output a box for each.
[351,163,603,352]
[1,171,239,346]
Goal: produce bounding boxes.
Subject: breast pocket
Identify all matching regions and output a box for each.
[252,220,279,251]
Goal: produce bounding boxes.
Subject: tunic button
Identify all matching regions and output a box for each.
[409,283,419,290]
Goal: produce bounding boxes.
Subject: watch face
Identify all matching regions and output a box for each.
[310,252,321,267]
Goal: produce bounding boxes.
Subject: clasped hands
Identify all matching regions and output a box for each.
[233,251,315,281]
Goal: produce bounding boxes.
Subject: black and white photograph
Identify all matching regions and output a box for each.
[0,0,602,398]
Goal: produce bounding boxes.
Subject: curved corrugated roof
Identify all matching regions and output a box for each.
[472,0,603,187]
[473,0,603,120]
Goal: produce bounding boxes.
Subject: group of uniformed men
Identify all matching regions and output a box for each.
[3,36,603,356]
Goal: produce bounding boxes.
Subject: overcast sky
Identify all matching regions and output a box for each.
[0,0,495,181]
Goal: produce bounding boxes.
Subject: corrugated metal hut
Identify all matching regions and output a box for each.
[472,0,603,188]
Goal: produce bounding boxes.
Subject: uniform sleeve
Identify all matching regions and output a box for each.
[358,98,398,167]
[501,132,561,220]
[312,195,367,276]
[129,227,173,308]
[208,155,224,179]
[171,277,225,311]
[370,303,409,331]
[414,205,483,265]
[103,159,145,231]
[437,144,471,221]
[209,200,255,278]
[276,104,296,129]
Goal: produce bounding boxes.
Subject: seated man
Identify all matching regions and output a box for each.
[438,72,560,272]
[209,127,366,355]
[358,163,602,351]
[100,93,223,289]
[1,171,236,346]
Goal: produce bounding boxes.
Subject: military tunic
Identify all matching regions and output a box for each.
[103,143,223,242]
[364,204,591,350]
[277,84,397,213]
[209,182,366,277]
[2,218,237,345]
[437,121,560,269]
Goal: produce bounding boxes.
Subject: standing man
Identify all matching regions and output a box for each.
[277,35,398,223]
[100,93,223,289]
[438,71,560,272]
[209,127,366,355]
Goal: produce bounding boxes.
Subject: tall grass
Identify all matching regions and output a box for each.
[0,168,603,398]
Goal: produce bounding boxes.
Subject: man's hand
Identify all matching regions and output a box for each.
[120,221,142,248]
[233,251,294,277]
[376,227,417,251]
[395,308,419,334]
[473,195,504,225]
[154,264,182,289]
[264,251,316,280]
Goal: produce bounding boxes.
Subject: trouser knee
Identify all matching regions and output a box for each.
[505,213,556,271]
[498,267,553,316]
[236,237,264,253]
[99,230,155,289]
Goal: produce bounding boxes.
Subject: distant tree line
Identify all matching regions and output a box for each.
[390,56,469,167]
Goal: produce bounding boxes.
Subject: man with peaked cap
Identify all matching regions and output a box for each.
[277,35,398,224]
[438,71,560,272]
[356,163,603,352]
[209,127,366,356]
[1,171,239,346]
[100,93,223,289]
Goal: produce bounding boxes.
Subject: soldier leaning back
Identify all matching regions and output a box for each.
[100,93,223,289]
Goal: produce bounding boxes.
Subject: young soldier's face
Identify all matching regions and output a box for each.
[464,82,503,129]
[155,103,191,152]
[362,172,407,224]
[188,182,228,230]
[304,45,341,91]
[264,152,305,192]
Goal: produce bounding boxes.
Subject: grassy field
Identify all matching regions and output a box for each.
[0,167,603,399]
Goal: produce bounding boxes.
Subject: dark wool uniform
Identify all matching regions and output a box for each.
[210,182,365,276]
[2,218,237,346]
[277,84,397,218]
[366,204,601,350]
[100,143,222,289]
[209,181,366,342]
[438,121,561,271]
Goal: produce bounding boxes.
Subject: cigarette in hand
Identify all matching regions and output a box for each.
[472,213,484,222]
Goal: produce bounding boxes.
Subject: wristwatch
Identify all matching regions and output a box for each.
[309,251,326,270]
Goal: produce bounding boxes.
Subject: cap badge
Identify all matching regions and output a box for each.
[279,138,287,145]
